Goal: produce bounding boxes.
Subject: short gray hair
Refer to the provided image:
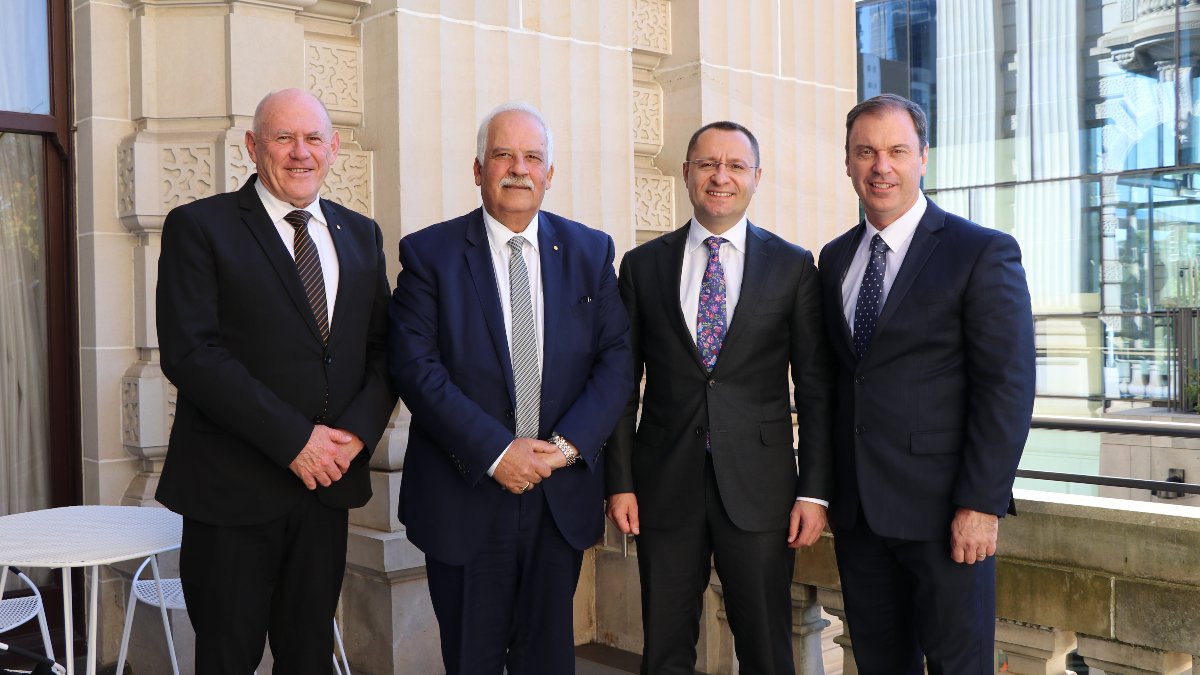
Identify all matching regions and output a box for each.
[476,101,554,167]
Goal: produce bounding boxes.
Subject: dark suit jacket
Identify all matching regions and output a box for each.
[818,199,1036,541]
[389,209,633,566]
[606,222,834,533]
[156,175,396,526]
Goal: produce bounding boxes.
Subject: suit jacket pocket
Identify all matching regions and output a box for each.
[909,429,962,455]
[759,419,794,447]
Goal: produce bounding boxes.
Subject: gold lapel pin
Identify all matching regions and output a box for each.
[553,245,559,251]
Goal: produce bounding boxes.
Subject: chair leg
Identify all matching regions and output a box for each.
[147,557,180,675]
[115,575,140,675]
[34,599,55,662]
[333,617,350,674]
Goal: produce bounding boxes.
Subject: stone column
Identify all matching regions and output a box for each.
[632,0,675,245]
[1076,635,1192,675]
[656,1,858,251]
[817,588,858,675]
[995,620,1077,675]
[791,583,829,674]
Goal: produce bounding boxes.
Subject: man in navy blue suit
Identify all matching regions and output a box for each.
[819,93,1036,674]
[388,102,633,675]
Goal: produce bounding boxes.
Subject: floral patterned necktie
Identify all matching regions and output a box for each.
[696,236,729,372]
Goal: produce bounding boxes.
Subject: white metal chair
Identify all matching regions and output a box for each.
[116,556,351,674]
[0,567,54,666]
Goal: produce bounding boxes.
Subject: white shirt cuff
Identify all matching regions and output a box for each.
[487,439,516,477]
[796,496,829,508]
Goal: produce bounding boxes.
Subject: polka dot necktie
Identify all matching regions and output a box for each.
[696,236,729,372]
[852,234,888,360]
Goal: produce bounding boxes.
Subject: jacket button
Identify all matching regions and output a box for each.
[324,355,334,365]
[694,427,705,437]
[506,409,515,419]
[854,424,866,435]
[855,375,865,385]
[708,379,716,388]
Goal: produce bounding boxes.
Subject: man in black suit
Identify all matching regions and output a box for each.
[156,88,396,674]
[819,93,1035,674]
[606,121,833,675]
[388,102,632,675]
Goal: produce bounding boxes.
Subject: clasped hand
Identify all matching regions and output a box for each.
[289,424,365,490]
[494,437,566,494]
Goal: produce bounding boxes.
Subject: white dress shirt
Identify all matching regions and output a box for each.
[482,209,545,476]
[255,178,340,325]
[680,217,826,507]
[841,193,927,330]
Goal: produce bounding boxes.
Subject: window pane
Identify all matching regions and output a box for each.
[858,0,911,101]
[0,0,51,114]
[0,132,51,515]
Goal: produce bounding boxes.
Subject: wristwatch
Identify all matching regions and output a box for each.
[549,433,579,467]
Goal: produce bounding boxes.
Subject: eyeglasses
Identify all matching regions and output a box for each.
[257,132,332,148]
[685,159,758,175]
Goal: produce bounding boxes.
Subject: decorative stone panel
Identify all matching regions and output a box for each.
[119,136,217,233]
[635,174,674,234]
[121,362,175,461]
[307,39,363,127]
[633,82,664,156]
[226,138,255,193]
[322,147,372,214]
[631,0,670,55]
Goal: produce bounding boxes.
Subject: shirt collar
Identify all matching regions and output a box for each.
[482,208,541,255]
[865,192,926,251]
[686,216,748,254]
[254,176,326,227]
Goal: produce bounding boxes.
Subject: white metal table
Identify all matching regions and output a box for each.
[0,505,182,675]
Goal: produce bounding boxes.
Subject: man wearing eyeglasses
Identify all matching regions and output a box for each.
[156,88,396,673]
[606,121,834,674]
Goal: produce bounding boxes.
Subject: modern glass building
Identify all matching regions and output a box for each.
[856,0,1200,497]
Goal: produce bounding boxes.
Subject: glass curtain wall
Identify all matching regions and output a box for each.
[855,0,1200,498]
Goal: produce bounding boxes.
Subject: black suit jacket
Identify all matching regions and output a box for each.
[818,199,1036,541]
[156,176,396,526]
[389,209,633,565]
[606,222,834,533]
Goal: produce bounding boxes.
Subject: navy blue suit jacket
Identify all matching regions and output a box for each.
[818,199,1036,541]
[389,208,633,565]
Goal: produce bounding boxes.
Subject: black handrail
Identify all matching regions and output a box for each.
[1020,414,1200,496]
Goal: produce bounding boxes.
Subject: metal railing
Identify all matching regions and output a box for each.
[1021,414,1200,496]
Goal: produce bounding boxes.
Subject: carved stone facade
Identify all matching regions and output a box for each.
[71,0,856,672]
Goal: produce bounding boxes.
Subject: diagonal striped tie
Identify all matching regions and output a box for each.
[508,236,541,439]
[284,209,330,344]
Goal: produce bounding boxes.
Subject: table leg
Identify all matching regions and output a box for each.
[87,565,99,675]
[61,568,74,675]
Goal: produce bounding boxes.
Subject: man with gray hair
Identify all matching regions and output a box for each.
[388,101,632,674]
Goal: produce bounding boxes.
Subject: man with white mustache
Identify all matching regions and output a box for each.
[606,121,834,674]
[388,102,632,674]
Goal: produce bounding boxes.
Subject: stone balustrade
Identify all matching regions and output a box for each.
[590,488,1200,674]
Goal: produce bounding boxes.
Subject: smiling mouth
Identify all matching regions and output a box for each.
[287,168,314,175]
[870,181,895,189]
[706,190,734,197]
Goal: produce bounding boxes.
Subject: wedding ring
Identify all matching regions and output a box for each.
[976,553,987,560]
[521,481,532,493]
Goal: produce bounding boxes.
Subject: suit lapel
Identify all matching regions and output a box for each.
[538,213,563,413]
[463,209,516,404]
[655,225,707,373]
[238,176,327,345]
[874,202,945,337]
[830,224,866,361]
[321,200,359,348]
[722,222,770,351]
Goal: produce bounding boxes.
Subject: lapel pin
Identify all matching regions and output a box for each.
[336,223,342,230]
[553,245,559,251]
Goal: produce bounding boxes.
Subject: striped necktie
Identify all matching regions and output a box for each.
[284,209,330,344]
[508,236,540,439]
